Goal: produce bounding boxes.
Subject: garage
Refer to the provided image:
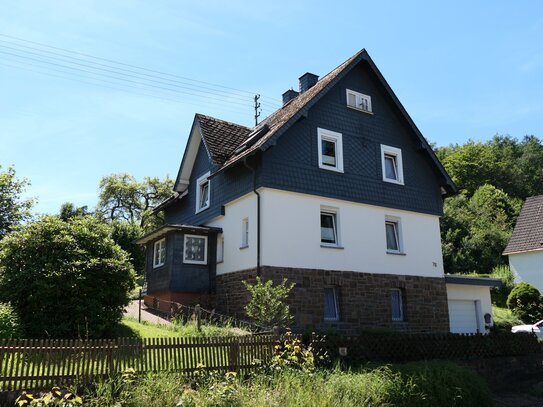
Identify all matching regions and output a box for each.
[445,275,502,334]
[448,300,479,334]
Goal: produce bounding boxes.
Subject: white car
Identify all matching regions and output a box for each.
[511,319,543,338]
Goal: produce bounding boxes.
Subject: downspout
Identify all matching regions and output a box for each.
[243,158,261,276]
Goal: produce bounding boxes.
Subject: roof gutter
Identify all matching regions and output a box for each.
[243,157,261,277]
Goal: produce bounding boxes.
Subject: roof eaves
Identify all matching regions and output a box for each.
[444,275,502,287]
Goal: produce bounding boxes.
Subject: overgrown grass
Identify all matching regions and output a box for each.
[84,361,492,407]
[493,306,523,330]
[108,317,247,338]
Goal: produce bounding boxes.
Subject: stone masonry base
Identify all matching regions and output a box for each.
[216,266,450,335]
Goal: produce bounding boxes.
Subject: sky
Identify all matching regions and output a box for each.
[1,1,542,215]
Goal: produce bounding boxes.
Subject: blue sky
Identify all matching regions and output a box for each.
[1,1,542,215]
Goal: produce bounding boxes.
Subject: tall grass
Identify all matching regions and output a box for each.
[84,361,492,407]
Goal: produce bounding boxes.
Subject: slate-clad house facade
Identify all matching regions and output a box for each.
[137,49,464,334]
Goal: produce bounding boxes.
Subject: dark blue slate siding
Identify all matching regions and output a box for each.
[260,63,444,216]
[165,141,256,225]
[146,231,217,294]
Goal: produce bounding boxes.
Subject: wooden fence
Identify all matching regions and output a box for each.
[0,335,284,391]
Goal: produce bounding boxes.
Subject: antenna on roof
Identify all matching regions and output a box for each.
[254,94,261,126]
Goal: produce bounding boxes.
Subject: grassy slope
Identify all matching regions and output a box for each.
[108,317,247,338]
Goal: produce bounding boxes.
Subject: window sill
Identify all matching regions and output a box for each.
[195,206,210,214]
[318,165,344,173]
[324,318,340,322]
[382,178,404,186]
[321,244,344,249]
[152,264,165,269]
[347,105,374,115]
[239,245,249,250]
[386,251,406,256]
[216,260,224,264]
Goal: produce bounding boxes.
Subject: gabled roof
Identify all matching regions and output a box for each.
[173,48,457,197]
[504,195,543,255]
[196,114,252,166]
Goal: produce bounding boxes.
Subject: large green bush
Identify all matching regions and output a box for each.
[0,216,135,338]
[0,302,21,339]
[507,282,543,323]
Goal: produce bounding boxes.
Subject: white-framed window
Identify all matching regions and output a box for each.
[183,234,208,264]
[385,216,403,254]
[320,208,339,247]
[324,287,340,321]
[195,171,211,213]
[153,238,166,268]
[217,235,224,263]
[391,288,405,321]
[380,145,404,185]
[317,128,344,173]
[241,218,249,248]
[346,89,372,113]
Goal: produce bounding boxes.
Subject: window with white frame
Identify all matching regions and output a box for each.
[317,128,343,172]
[324,287,340,321]
[183,234,208,264]
[217,235,224,263]
[153,238,166,268]
[391,288,405,321]
[195,171,211,213]
[320,208,339,246]
[346,89,372,113]
[385,217,402,253]
[380,145,404,184]
[241,218,249,248]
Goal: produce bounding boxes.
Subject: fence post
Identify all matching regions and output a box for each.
[138,289,142,323]
[228,338,240,373]
[195,304,201,332]
[107,339,115,376]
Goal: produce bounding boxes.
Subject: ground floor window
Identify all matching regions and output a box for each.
[391,288,405,321]
[324,287,339,321]
[183,234,208,264]
[153,238,166,268]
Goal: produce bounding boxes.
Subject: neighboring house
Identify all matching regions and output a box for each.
[137,49,495,334]
[504,195,543,292]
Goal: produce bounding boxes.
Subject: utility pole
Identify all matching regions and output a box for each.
[254,94,261,126]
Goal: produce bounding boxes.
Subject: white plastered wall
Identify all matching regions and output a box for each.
[206,193,257,275]
[258,188,444,278]
[446,283,493,333]
[509,251,543,293]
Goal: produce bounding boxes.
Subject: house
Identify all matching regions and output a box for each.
[504,195,543,292]
[137,49,496,335]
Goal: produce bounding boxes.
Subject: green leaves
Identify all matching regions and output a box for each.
[243,277,295,328]
[0,165,35,240]
[0,215,136,338]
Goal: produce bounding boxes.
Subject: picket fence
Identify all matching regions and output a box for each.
[0,335,284,391]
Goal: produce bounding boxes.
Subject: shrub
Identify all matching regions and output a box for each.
[0,216,136,338]
[491,264,516,307]
[492,306,523,331]
[16,387,82,406]
[243,277,294,328]
[270,330,315,372]
[0,302,20,339]
[507,282,543,323]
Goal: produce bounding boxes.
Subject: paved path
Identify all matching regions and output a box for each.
[124,300,172,326]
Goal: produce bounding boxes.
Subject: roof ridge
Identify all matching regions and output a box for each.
[195,113,252,130]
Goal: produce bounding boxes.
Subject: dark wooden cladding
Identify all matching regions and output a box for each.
[0,335,284,391]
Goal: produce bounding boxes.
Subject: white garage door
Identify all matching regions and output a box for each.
[448,300,479,334]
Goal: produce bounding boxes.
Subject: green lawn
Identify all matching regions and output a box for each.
[109,317,248,338]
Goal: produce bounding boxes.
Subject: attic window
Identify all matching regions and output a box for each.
[317,128,343,173]
[380,145,404,185]
[195,171,211,213]
[346,89,372,113]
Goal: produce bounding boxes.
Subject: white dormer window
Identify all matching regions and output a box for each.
[317,128,343,173]
[346,89,372,113]
[195,171,211,213]
[380,145,404,185]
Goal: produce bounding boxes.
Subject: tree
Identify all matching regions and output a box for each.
[110,220,145,278]
[0,165,34,239]
[97,173,173,230]
[441,185,521,274]
[59,202,90,221]
[243,277,295,328]
[0,216,135,338]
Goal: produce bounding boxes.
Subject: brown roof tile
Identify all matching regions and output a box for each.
[504,195,543,255]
